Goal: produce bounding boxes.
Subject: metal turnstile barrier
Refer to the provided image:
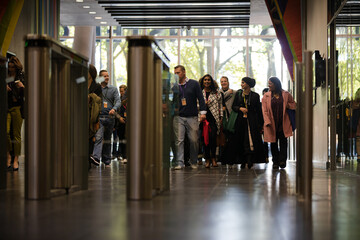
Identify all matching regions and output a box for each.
[126,36,170,200]
[25,35,89,199]
[295,51,313,201]
[0,56,7,189]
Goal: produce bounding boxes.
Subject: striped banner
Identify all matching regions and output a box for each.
[265,0,302,81]
[36,0,59,40]
[0,0,24,57]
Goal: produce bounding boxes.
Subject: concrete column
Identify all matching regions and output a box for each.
[73,26,96,64]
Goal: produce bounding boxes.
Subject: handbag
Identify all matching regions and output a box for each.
[287,109,296,131]
[222,90,241,133]
[223,110,238,133]
[217,127,226,146]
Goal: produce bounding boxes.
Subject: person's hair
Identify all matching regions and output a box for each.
[269,76,282,94]
[220,76,229,82]
[262,87,269,95]
[9,56,23,71]
[99,69,108,76]
[174,65,185,71]
[89,64,97,82]
[242,77,256,88]
[199,74,218,92]
[119,84,127,91]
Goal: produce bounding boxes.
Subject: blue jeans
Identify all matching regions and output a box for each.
[93,117,115,164]
[173,116,199,167]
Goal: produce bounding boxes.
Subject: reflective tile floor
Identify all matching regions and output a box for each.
[1,159,360,240]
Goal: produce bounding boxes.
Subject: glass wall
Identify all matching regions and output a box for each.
[60,25,291,90]
[335,27,360,159]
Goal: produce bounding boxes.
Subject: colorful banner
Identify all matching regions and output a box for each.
[265,0,302,81]
[0,0,24,57]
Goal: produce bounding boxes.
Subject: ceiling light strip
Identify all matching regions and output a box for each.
[112,15,249,19]
[99,3,250,7]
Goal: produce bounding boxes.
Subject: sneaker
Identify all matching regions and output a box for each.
[122,158,127,164]
[90,155,100,166]
[190,164,198,169]
[173,165,183,170]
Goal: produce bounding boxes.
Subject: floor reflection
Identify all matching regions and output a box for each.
[1,159,360,239]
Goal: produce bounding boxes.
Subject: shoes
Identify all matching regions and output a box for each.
[7,166,12,171]
[197,160,203,165]
[240,163,246,169]
[13,167,19,171]
[190,164,198,169]
[205,159,210,168]
[273,164,279,169]
[90,155,100,166]
[173,165,183,170]
[122,158,127,164]
[247,163,253,169]
[103,160,111,166]
[279,162,286,169]
[212,159,218,167]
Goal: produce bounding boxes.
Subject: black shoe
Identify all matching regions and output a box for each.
[247,163,253,169]
[240,163,246,169]
[279,162,286,169]
[90,155,100,166]
[273,164,279,169]
[7,166,12,171]
[13,167,19,171]
[103,160,111,166]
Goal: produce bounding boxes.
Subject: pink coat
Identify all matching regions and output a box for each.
[262,90,296,143]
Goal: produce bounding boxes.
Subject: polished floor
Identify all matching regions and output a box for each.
[1,158,360,240]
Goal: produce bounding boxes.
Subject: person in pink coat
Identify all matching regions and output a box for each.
[262,77,296,169]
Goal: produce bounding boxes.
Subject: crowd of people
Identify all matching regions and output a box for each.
[171,65,296,170]
[5,58,295,171]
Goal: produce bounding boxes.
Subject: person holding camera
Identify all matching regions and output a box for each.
[6,56,25,171]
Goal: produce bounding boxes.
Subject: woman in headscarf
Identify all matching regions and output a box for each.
[262,76,296,169]
[232,77,265,169]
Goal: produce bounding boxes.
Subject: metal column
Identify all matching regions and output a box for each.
[329,22,337,170]
[0,56,7,189]
[127,36,155,200]
[51,59,71,190]
[71,64,89,190]
[153,56,163,193]
[25,45,52,199]
[296,51,313,201]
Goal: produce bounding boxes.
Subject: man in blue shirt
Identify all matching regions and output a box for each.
[91,70,121,166]
[172,65,206,169]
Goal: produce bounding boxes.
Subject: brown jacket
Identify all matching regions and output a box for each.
[89,93,102,138]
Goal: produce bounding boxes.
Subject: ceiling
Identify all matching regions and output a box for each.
[60,0,272,28]
[337,1,360,26]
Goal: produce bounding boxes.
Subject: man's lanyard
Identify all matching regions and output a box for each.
[179,82,187,98]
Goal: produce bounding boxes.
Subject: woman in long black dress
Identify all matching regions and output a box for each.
[232,77,265,169]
